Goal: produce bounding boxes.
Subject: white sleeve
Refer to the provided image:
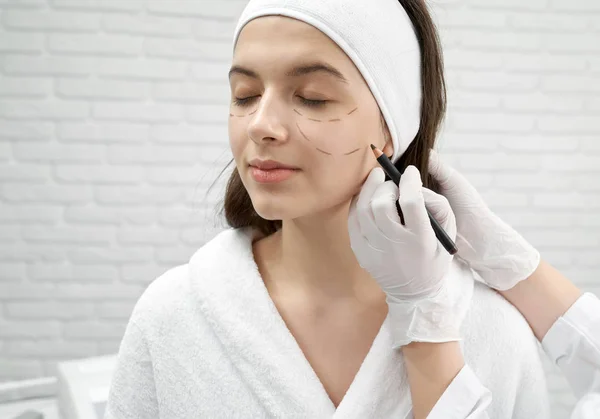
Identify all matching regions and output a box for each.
[541,292,600,419]
[427,364,492,419]
[570,394,600,419]
[104,320,159,419]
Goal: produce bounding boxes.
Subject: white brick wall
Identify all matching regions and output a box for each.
[0,1,598,417]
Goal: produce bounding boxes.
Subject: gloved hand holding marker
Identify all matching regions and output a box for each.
[348,147,469,348]
[370,144,458,255]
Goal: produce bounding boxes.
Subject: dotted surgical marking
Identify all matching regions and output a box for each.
[296,123,366,158]
[297,124,311,142]
[229,109,258,118]
[293,106,362,157]
[232,105,363,157]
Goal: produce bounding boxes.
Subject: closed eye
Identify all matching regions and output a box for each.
[233,96,328,108]
[298,97,327,108]
[233,96,259,107]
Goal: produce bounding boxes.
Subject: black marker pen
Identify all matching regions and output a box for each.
[370,144,458,255]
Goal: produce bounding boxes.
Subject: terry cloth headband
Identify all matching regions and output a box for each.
[232,0,422,164]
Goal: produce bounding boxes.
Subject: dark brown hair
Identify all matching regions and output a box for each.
[209,0,447,237]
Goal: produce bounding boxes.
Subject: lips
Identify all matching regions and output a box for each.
[248,159,299,170]
[250,167,297,184]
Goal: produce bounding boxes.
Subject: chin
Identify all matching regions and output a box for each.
[250,195,299,221]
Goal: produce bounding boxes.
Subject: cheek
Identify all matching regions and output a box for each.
[308,160,370,209]
[294,108,381,195]
[295,111,364,157]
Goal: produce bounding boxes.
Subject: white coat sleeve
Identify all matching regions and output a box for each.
[541,292,600,419]
[104,319,159,419]
[427,364,492,419]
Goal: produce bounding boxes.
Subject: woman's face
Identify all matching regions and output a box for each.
[229,16,393,222]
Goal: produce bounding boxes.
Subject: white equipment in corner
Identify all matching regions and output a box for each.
[56,355,117,419]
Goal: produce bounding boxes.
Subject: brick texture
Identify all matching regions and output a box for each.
[0,1,598,417]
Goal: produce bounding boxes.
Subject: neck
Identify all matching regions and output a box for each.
[255,200,380,302]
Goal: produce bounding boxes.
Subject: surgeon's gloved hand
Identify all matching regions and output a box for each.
[349,166,464,348]
[428,150,540,291]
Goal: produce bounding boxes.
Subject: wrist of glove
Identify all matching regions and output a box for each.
[387,260,474,349]
[457,209,541,291]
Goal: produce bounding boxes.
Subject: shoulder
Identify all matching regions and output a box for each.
[188,226,255,267]
[462,281,550,417]
[127,263,191,331]
[462,281,540,360]
[129,227,256,329]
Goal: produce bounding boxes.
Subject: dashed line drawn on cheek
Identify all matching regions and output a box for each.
[292,108,323,122]
[344,148,361,155]
[316,148,333,156]
[297,122,366,157]
[293,107,358,122]
[296,124,311,142]
[294,106,364,157]
[229,109,258,118]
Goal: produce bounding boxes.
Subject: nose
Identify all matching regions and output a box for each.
[247,93,289,146]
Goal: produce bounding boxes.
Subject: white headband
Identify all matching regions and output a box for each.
[232,0,422,164]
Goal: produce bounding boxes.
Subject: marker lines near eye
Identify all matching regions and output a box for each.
[293,106,364,157]
[296,123,311,142]
[316,148,332,156]
[230,109,258,118]
[232,104,363,157]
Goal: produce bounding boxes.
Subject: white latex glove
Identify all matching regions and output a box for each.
[348,165,463,347]
[428,150,540,291]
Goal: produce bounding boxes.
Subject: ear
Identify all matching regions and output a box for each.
[381,126,394,159]
[378,113,394,158]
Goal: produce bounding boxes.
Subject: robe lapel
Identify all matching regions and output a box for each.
[332,314,413,419]
[189,227,473,419]
[189,227,336,418]
[334,258,476,419]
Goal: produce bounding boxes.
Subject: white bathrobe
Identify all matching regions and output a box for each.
[104,227,550,419]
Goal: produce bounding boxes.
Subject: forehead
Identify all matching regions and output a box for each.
[233,16,352,70]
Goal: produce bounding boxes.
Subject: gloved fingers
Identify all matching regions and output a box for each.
[370,180,410,242]
[349,194,386,261]
[429,150,480,202]
[422,188,457,240]
[355,167,388,249]
[356,167,385,216]
[348,195,371,264]
[398,166,430,234]
[428,149,456,188]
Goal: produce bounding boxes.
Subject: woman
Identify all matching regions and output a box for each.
[104,0,549,418]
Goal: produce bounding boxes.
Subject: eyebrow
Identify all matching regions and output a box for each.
[228,62,349,84]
